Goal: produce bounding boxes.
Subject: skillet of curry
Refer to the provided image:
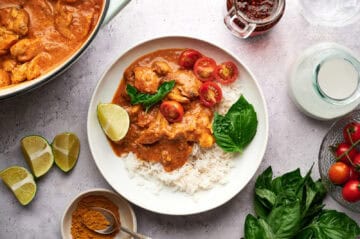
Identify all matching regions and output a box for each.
[0,0,103,88]
[111,49,216,172]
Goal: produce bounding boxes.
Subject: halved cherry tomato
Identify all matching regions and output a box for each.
[332,143,357,165]
[214,61,239,85]
[194,57,217,81]
[178,49,202,69]
[160,100,184,123]
[199,82,222,107]
[343,122,360,144]
[328,162,351,185]
[342,179,360,202]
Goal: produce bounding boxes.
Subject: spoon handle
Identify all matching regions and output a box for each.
[120,226,152,239]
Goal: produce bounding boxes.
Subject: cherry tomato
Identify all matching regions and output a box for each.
[214,61,239,85]
[343,122,360,144]
[160,100,184,123]
[199,82,223,107]
[353,154,360,170]
[333,143,357,165]
[342,179,360,202]
[178,49,202,69]
[328,162,351,185]
[350,167,360,180]
[194,57,217,82]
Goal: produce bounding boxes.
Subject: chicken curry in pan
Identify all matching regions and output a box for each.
[112,49,217,172]
[0,0,103,88]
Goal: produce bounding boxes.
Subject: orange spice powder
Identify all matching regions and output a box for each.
[71,195,120,239]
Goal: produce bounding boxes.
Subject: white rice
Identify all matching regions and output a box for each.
[124,82,243,195]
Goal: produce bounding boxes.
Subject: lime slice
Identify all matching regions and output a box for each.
[52,132,80,172]
[97,103,130,141]
[21,135,54,178]
[0,166,37,205]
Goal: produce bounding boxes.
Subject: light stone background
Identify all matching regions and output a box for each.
[1,0,360,238]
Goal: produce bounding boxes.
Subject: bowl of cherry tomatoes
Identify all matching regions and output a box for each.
[319,110,360,212]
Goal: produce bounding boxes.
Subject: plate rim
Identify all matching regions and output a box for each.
[87,35,269,215]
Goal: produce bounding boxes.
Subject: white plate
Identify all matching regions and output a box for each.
[87,36,269,215]
[61,188,137,239]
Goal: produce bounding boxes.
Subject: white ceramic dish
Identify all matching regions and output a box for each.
[87,36,269,215]
[61,188,137,239]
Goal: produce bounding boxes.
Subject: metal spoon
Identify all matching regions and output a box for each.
[82,207,152,239]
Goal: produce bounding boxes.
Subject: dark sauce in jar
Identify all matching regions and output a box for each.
[237,0,276,20]
[226,0,285,36]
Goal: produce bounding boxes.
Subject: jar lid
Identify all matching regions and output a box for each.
[289,42,360,120]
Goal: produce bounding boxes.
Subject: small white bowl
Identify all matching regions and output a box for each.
[61,188,137,239]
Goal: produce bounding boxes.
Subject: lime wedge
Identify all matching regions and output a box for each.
[0,166,37,205]
[97,103,130,142]
[52,132,80,172]
[21,135,54,178]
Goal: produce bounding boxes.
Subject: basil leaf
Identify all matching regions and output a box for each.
[212,95,258,152]
[254,167,275,218]
[255,188,276,210]
[267,198,302,238]
[244,214,275,239]
[244,167,357,239]
[254,197,271,220]
[126,81,175,111]
[255,167,273,190]
[271,168,303,196]
[296,210,360,239]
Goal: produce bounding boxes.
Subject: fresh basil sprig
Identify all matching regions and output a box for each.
[244,167,360,239]
[212,95,258,152]
[126,81,175,111]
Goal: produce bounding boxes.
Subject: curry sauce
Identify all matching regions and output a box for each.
[0,0,103,87]
[111,49,215,172]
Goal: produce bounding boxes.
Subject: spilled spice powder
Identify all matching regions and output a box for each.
[71,195,120,239]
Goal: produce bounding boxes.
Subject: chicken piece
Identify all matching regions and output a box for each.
[0,27,19,55]
[2,59,17,72]
[0,7,30,36]
[0,69,11,87]
[152,61,172,76]
[11,63,28,84]
[136,101,214,148]
[135,109,157,128]
[135,112,168,144]
[198,132,215,148]
[167,88,190,104]
[27,52,52,80]
[30,0,54,18]
[165,70,201,103]
[123,104,142,118]
[55,3,94,40]
[10,38,43,62]
[133,66,161,94]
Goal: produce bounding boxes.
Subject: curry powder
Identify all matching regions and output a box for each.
[71,195,120,239]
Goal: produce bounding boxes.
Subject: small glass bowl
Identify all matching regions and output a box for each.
[319,110,360,212]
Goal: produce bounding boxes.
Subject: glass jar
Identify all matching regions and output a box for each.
[224,0,286,39]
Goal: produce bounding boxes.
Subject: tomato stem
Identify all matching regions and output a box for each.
[334,139,360,167]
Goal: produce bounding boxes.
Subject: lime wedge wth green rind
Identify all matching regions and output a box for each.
[52,132,80,172]
[0,166,37,206]
[21,135,54,178]
[97,103,130,142]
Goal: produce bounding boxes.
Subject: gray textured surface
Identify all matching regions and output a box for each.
[1,0,360,238]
